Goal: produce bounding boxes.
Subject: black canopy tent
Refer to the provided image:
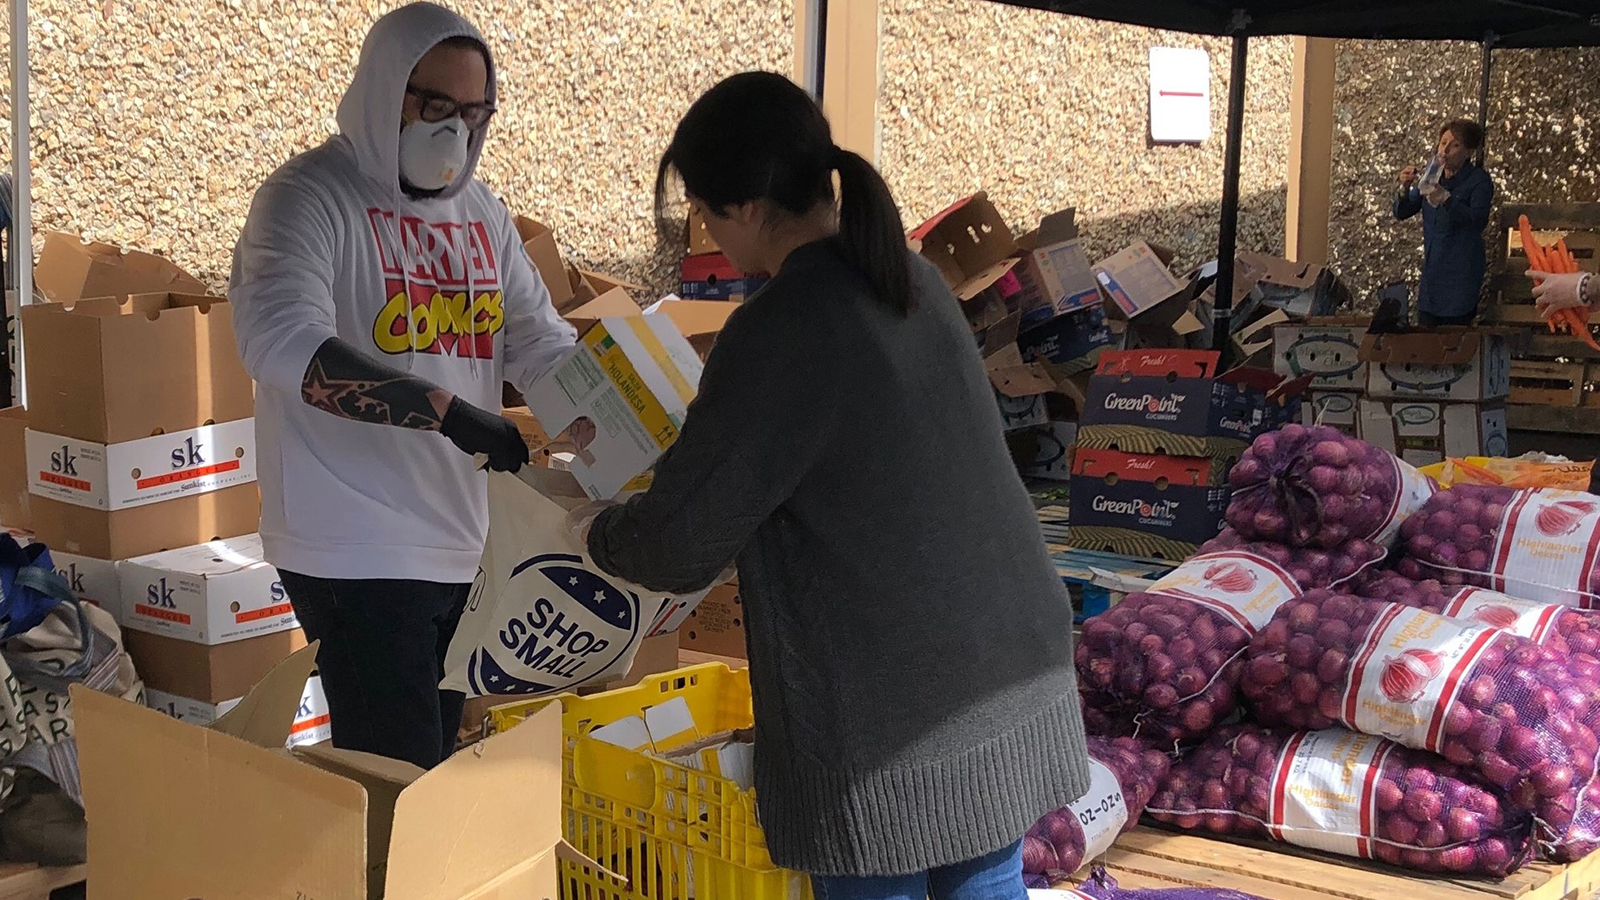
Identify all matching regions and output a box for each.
[969,1,1600,355]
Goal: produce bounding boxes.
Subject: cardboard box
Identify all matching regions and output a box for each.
[680,253,767,302]
[125,627,308,704]
[513,215,575,312]
[1363,330,1512,402]
[29,482,260,561]
[983,314,1057,431]
[1008,421,1079,481]
[1092,241,1187,321]
[33,232,207,303]
[48,549,120,618]
[501,406,553,468]
[909,193,1020,302]
[1359,399,1510,467]
[76,644,600,900]
[1302,391,1361,437]
[1273,318,1370,391]
[1081,350,1304,444]
[0,406,27,528]
[146,673,330,748]
[1068,447,1230,547]
[119,534,295,645]
[565,265,646,313]
[1013,209,1103,327]
[687,207,720,255]
[524,314,703,499]
[1018,304,1114,377]
[655,298,739,360]
[21,292,254,445]
[26,418,257,512]
[680,581,746,659]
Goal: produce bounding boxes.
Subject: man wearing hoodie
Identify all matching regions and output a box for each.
[229,3,577,769]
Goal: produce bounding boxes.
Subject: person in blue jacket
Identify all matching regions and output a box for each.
[1395,118,1495,327]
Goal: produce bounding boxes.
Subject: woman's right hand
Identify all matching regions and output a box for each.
[1532,271,1595,317]
[1399,166,1419,188]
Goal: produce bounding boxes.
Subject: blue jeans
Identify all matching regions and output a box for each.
[811,841,1027,900]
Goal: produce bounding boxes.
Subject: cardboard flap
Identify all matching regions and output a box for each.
[1037,208,1079,244]
[910,193,1021,299]
[35,232,207,302]
[516,464,590,508]
[384,703,565,900]
[661,300,740,339]
[555,840,625,881]
[72,682,369,900]
[1239,252,1323,289]
[563,289,641,332]
[295,745,424,900]
[211,642,321,748]
[1095,349,1220,379]
[1218,366,1288,393]
[1361,331,1482,366]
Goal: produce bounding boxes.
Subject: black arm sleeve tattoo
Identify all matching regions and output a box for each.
[300,337,450,430]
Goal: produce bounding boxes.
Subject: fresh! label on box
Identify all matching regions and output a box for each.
[25,419,257,512]
[118,534,297,645]
[524,314,703,499]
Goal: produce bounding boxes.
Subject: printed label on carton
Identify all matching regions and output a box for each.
[1489,489,1600,608]
[25,420,257,511]
[47,551,120,618]
[120,538,296,645]
[1146,551,1301,635]
[1069,759,1128,862]
[1342,605,1496,750]
[1438,588,1563,643]
[1267,729,1393,858]
[1276,326,1366,389]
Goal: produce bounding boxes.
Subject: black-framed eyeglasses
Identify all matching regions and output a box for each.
[405,85,497,130]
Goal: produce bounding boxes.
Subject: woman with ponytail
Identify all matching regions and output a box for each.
[583,72,1087,899]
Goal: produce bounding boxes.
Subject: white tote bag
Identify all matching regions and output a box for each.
[441,468,704,698]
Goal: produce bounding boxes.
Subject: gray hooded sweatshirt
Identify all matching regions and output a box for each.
[229,3,575,582]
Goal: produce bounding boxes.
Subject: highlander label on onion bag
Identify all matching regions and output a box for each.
[1146,551,1302,635]
[1267,728,1393,858]
[1438,587,1563,644]
[1490,489,1600,608]
[1342,606,1496,750]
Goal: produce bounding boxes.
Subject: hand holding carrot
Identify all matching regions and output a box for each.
[1532,271,1593,317]
[1522,214,1600,352]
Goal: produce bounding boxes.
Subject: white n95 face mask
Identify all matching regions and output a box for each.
[399,116,470,191]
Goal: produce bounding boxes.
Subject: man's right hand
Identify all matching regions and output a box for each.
[1399,166,1419,188]
[441,397,529,472]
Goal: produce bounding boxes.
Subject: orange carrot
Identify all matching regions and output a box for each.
[1521,215,1551,272]
[1556,238,1577,274]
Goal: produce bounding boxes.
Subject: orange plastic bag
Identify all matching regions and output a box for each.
[1420,454,1595,491]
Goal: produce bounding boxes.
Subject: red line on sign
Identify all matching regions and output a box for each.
[1159,91,1205,98]
[135,460,242,491]
[291,714,332,734]
[134,604,193,625]
[40,472,92,492]
[237,603,294,623]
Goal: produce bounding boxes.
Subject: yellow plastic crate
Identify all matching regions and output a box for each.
[487,663,812,900]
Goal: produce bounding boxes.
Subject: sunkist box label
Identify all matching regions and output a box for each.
[24,419,257,512]
[118,537,297,645]
[1146,551,1302,635]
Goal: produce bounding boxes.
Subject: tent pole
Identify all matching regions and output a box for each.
[1212,31,1249,362]
[9,0,27,408]
[1477,37,1495,166]
[799,0,828,101]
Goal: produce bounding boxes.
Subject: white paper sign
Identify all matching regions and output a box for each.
[1149,47,1211,143]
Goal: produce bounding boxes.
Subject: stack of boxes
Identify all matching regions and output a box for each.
[1067,348,1307,560]
[1271,317,1371,437]
[1357,330,1512,465]
[16,233,326,745]
[681,209,768,302]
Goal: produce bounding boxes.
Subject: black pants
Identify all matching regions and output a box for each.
[278,572,470,770]
[1419,310,1476,328]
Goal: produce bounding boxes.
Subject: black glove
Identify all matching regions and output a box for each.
[440,397,529,472]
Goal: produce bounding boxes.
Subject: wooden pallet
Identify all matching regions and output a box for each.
[0,863,85,900]
[1510,360,1588,406]
[1061,828,1600,900]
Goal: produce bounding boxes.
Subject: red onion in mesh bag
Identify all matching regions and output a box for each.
[1146,724,1534,875]
[1360,572,1600,658]
[1241,591,1600,859]
[1227,425,1436,549]
[1398,484,1600,608]
[1200,528,1388,590]
[1077,549,1304,742]
[1023,736,1171,881]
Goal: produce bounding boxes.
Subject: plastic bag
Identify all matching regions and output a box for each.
[1419,455,1594,492]
[1241,590,1600,860]
[1397,485,1600,608]
[1023,737,1171,881]
[1030,868,1270,900]
[440,468,706,698]
[1146,724,1533,875]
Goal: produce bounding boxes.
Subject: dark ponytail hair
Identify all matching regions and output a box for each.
[655,71,913,314]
